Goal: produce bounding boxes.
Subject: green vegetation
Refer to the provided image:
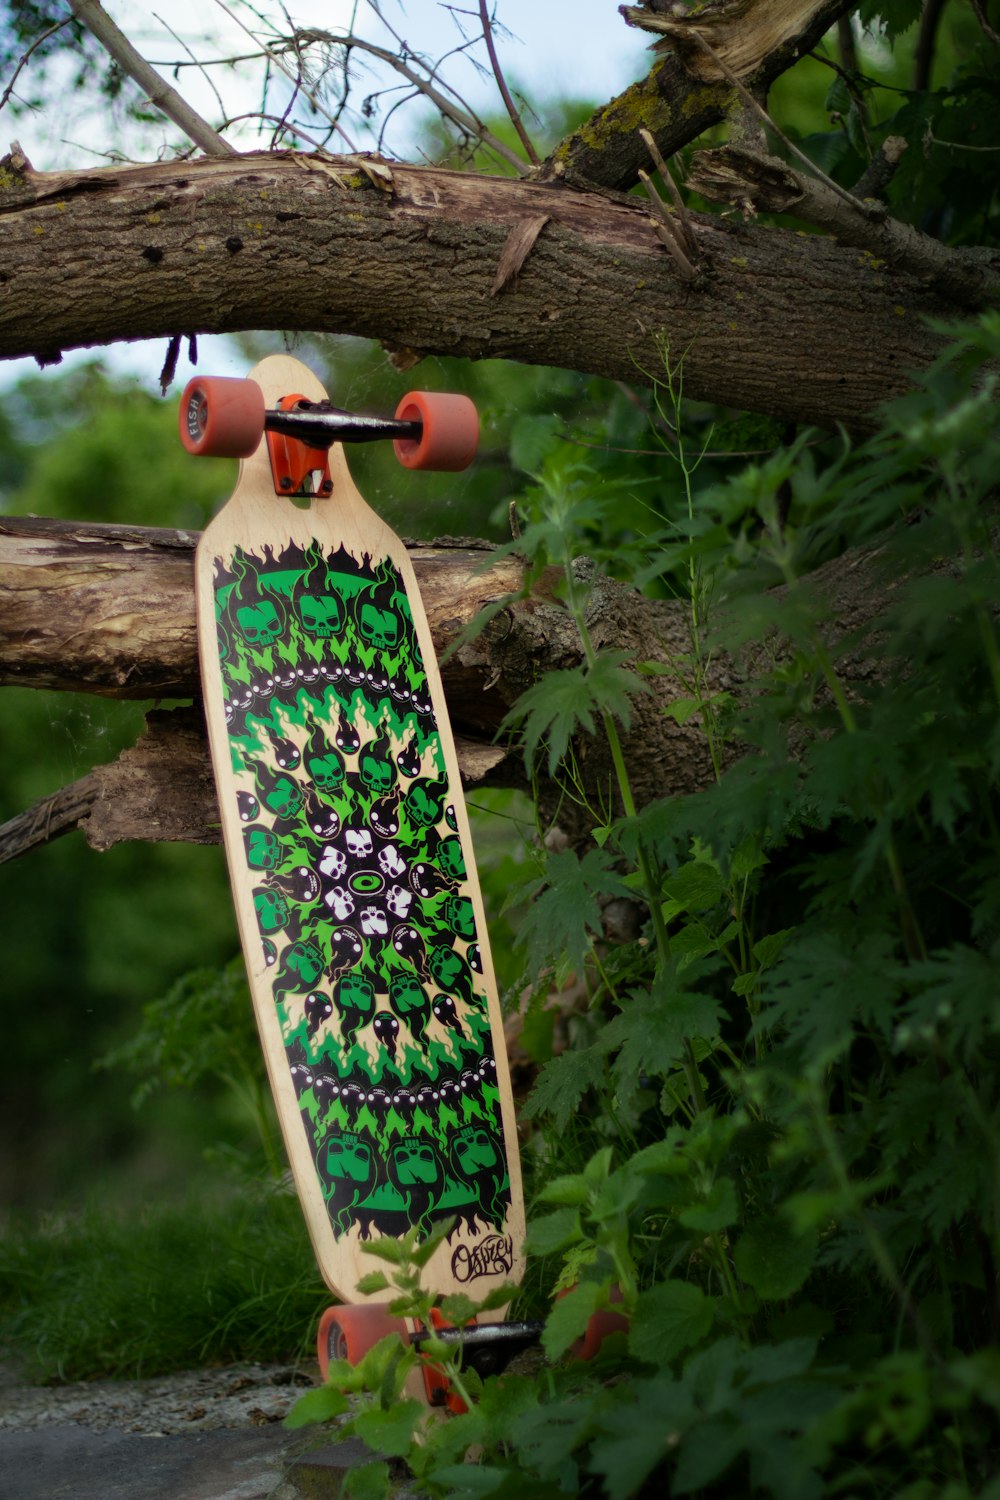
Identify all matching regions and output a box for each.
[2,4,1000,1498]
[0,1192,324,1381]
[289,315,1000,1497]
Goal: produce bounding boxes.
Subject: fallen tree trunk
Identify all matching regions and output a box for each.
[0,147,964,433]
[0,515,723,857]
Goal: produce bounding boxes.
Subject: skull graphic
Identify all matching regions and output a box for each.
[324,886,355,921]
[318,845,348,880]
[236,601,282,647]
[377,844,406,880]
[385,885,413,919]
[345,828,374,861]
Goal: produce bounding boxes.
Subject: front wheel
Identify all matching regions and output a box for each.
[316,1303,408,1381]
[179,375,265,458]
[393,391,479,472]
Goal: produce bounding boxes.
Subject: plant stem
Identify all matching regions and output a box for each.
[810,1091,940,1362]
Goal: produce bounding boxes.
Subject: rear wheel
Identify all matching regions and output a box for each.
[393,391,479,472]
[179,375,265,457]
[557,1283,629,1361]
[316,1303,407,1381]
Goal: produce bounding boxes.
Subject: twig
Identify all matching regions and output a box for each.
[337,29,530,174]
[837,15,858,75]
[222,112,330,153]
[477,1,539,165]
[665,17,873,219]
[638,169,699,281]
[153,12,227,126]
[913,0,948,92]
[0,17,71,114]
[971,0,1000,47]
[850,134,906,201]
[208,0,358,151]
[67,0,235,156]
[639,127,698,261]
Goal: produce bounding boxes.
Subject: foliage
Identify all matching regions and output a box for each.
[0,1189,324,1381]
[0,367,238,1210]
[289,318,1000,1496]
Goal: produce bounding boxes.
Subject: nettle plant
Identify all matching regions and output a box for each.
[292,319,1000,1499]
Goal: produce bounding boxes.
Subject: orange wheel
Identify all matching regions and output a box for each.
[558,1283,629,1361]
[393,391,479,472]
[179,375,265,458]
[316,1303,407,1381]
[577,1300,629,1361]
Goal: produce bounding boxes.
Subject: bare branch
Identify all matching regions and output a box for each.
[0,150,966,431]
[67,0,236,157]
[335,31,531,175]
[659,15,872,219]
[970,0,1000,49]
[548,0,855,192]
[153,11,228,128]
[640,127,698,261]
[688,144,1000,308]
[0,17,71,114]
[638,169,699,280]
[208,0,358,151]
[477,1,540,166]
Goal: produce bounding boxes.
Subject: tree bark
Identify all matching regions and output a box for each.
[0,509,916,859]
[551,0,856,190]
[0,515,723,856]
[0,147,962,433]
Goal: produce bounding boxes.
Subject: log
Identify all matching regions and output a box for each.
[0,515,721,857]
[0,148,962,434]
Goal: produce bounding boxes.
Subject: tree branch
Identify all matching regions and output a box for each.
[68,0,236,157]
[546,0,855,191]
[687,144,1000,309]
[0,150,965,431]
[0,515,724,855]
[477,1,540,167]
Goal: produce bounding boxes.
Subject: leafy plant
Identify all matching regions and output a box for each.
[289,314,1000,1497]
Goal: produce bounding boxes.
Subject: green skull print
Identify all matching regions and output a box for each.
[213,539,510,1242]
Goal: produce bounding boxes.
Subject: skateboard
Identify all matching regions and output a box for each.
[180,356,529,1405]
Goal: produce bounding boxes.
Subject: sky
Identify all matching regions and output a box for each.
[4,1,650,389]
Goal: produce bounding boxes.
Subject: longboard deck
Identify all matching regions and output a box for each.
[195,356,525,1310]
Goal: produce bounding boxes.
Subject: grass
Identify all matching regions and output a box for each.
[0,1186,328,1383]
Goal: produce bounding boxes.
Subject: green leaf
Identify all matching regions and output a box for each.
[734,1219,818,1301]
[606,973,721,1100]
[509,412,561,473]
[439,1293,478,1326]
[344,1460,392,1500]
[419,1466,516,1499]
[523,1042,609,1129]
[360,1237,408,1265]
[541,1280,604,1360]
[504,651,646,775]
[590,1378,695,1500]
[662,696,704,727]
[858,0,924,40]
[516,847,631,972]
[679,1177,739,1233]
[660,853,727,919]
[283,1384,350,1429]
[355,1271,391,1296]
[752,928,794,969]
[353,1400,426,1458]
[629,1281,716,1366]
[539,1172,591,1207]
[525,1206,583,1256]
[672,1415,746,1494]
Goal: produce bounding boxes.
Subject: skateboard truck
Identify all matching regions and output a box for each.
[180,376,479,497]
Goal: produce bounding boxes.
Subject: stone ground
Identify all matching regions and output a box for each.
[0,1359,382,1499]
